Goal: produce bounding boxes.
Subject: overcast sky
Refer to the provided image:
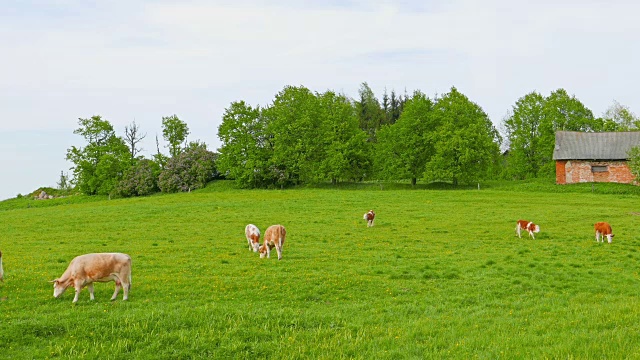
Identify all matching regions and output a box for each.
[1,0,638,200]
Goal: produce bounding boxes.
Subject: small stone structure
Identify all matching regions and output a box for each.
[553,131,640,185]
[34,190,54,200]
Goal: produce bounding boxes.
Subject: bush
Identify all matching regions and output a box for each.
[112,159,161,197]
[158,142,218,193]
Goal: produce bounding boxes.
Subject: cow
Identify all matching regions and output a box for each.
[594,222,614,243]
[50,253,132,303]
[0,250,4,282]
[515,220,540,239]
[245,224,261,252]
[259,225,286,260]
[363,210,376,227]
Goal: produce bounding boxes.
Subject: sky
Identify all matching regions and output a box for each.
[1,0,639,200]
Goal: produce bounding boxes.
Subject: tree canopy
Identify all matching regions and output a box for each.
[503,88,601,179]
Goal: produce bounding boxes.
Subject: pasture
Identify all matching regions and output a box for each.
[1,181,639,358]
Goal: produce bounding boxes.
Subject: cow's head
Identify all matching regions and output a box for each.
[607,234,615,243]
[50,279,70,298]
[533,225,540,233]
[251,241,260,252]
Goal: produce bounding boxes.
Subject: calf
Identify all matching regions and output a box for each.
[594,222,614,243]
[0,250,3,282]
[245,224,261,252]
[51,253,132,303]
[363,210,376,227]
[515,220,540,239]
[259,225,286,260]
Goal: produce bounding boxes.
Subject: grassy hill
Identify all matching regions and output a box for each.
[1,180,639,358]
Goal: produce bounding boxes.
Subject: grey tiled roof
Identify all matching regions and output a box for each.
[553,131,640,160]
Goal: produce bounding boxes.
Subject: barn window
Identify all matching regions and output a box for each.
[591,165,608,173]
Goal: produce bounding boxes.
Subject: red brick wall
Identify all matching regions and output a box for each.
[556,161,567,184]
[556,160,636,184]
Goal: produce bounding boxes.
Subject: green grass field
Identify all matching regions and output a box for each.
[1,181,639,359]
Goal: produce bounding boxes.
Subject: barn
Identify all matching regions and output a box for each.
[553,131,640,185]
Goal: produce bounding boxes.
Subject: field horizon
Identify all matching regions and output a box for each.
[1,180,639,358]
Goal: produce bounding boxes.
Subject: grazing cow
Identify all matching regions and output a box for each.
[515,220,540,239]
[259,225,286,260]
[51,253,132,303]
[0,250,4,282]
[363,210,376,227]
[594,222,614,243]
[245,224,261,252]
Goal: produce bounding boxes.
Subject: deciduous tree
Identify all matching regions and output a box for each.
[66,116,130,195]
[162,115,190,157]
[355,82,385,142]
[376,91,435,185]
[124,120,146,159]
[317,91,371,183]
[425,87,501,185]
[263,86,324,186]
[217,101,271,188]
[503,92,548,178]
[601,100,640,131]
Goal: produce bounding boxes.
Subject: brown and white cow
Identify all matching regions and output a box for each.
[259,225,286,260]
[245,224,261,252]
[51,253,132,303]
[363,210,376,227]
[515,220,540,239]
[594,222,614,243]
[0,250,4,282]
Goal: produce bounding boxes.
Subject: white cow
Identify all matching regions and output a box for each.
[0,250,4,282]
[259,225,286,260]
[363,210,376,227]
[51,253,132,303]
[245,224,261,252]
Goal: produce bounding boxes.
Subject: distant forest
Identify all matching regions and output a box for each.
[61,83,640,197]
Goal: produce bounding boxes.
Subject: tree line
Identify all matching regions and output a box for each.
[65,115,218,197]
[63,83,640,196]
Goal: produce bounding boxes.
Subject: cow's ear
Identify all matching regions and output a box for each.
[49,279,58,284]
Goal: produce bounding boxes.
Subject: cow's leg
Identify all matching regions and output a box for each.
[276,242,283,260]
[122,277,129,301]
[530,231,535,240]
[595,232,600,242]
[266,244,271,258]
[516,225,521,238]
[87,283,95,301]
[111,279,122,301]
[73,280,83,303]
